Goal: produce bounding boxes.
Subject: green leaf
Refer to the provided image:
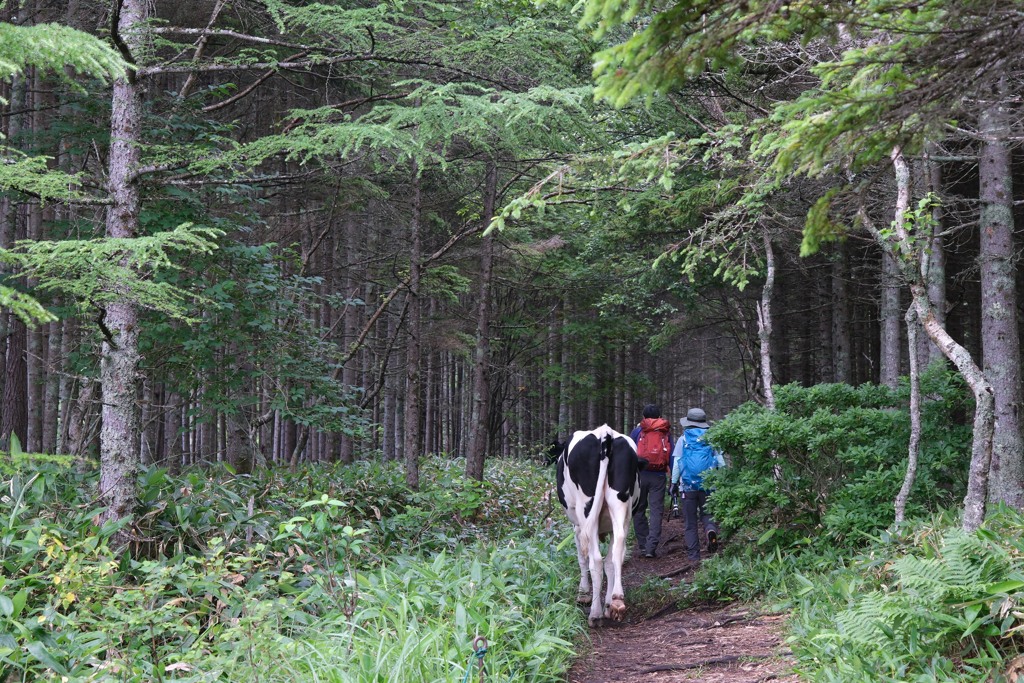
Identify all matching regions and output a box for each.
[985,580,1024,594]
[26,641,69,676]
[11,590,27,619]
[9,433,22,457]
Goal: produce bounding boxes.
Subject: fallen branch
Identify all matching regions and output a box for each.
[658,565,693,580]
[640,654,771,673]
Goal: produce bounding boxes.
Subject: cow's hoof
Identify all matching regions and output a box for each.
[587,614,604,627]
[577,592,592,604]
[607,598,627,621]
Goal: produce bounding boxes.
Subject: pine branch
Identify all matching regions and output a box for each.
[333,222,483,370]
[201,52,308,112]
[177,0,228,99]
[153,27,327,53]
[138,55,508,87]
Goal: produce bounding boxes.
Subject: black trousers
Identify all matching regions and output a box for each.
[633,469,667,555]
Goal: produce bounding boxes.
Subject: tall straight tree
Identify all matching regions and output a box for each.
[97,0,146,534]
[879,250,901,387]
[978,77,1024,509]
[403,165,423,489]
[466,161,498,481]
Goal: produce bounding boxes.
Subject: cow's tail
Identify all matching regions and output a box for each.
[578,433,613,558]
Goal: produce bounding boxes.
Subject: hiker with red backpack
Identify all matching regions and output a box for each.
[671,407,726,562]
[629,404,673,558]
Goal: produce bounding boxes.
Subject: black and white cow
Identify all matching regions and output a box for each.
[555,424,643,625]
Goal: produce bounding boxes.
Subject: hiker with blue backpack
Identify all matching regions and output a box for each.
[671,407,726,562]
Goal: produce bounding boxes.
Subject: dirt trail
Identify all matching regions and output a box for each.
[567,514,798,683]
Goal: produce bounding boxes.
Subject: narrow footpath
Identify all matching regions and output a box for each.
[567,513,799,683]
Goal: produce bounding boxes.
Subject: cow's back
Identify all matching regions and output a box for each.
[558,426,640,526]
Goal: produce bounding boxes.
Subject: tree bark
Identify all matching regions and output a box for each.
[1,75,28,452]
[978,82,1024,509]
[879,249,902,388]
[98,0,146,539]
[922,143,947,367]
[42,317,61,454]
[831,244,851,384]
[757,230,776,411]
[466,162,498,481]
[882,148,994,532]
[895,304,922,525]
[1,317,27,451]
[403,165,423,489]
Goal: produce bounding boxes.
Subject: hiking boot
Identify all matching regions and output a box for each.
[707,530,719,553]
[644,550,656,558]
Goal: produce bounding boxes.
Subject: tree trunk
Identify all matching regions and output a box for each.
[98,0,146,538]
[831,244,851,384]
[42,318,61,454]
[340,216,357,464]
[1,317,27,451]
[757,231,776,410]
[403,166,423,488]
[895,304,922,525]
[1,76,28,452]
[558,299,571,437]
[879,249,902,388]
[915,285,994,532]
[923,143,947,368]
[978,84,1024,509]
[884,148,994,532]
[466,162,498,481]
[382,306,398,461]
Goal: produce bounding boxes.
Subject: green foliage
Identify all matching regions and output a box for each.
[0,21,124,92]
[0,21,124,205]
[195,82,594,177]
[0,454,582,681]
[269,542,582,682]
[625,575,673,617]
[706,367,973,550]
[0,153,100,204]
[144,242,367,437]
[2,224,222,322]
[0,20,127,325]
[0,283,55,327]
[790,508,1024,682]
[683,545,846,606]
[583,0,840,107]
[752,4,951,182]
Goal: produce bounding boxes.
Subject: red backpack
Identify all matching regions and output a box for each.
[636,418,671,471]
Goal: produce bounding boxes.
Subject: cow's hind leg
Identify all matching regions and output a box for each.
[603,504,630,621]
[586,528,605,625]
[574,526,591,604]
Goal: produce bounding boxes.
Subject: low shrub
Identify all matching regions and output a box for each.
[705,366,972,551]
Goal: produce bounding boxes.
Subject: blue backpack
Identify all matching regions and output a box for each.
[680,427,720,491]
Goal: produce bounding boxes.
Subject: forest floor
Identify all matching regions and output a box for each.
[566,512,799,683]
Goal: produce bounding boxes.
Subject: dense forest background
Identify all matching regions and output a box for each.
[3,1,1024,521]
[10,2,1024,681]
